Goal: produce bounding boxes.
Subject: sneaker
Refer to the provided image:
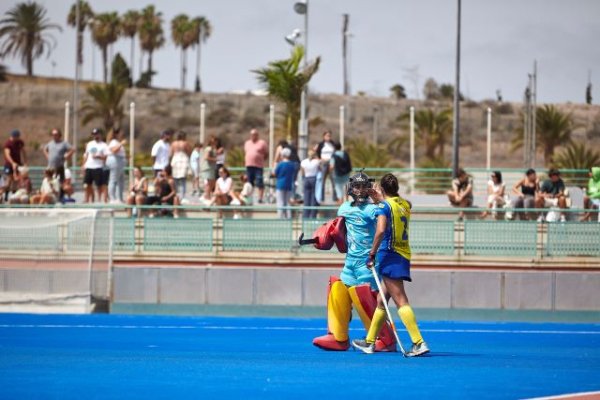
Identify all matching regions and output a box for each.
[536,215,544,223]
[406,341,430,357]
[559,215,566,222]
[351,339,375,354]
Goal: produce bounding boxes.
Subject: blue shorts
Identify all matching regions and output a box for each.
[246,166,264,189]
[376,251,412,282]
[340,257,376,290]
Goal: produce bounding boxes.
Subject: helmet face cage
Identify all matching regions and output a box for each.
[348,172,373,204]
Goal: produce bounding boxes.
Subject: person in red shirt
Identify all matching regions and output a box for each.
[244,129,268,203]
[3,130,27,201]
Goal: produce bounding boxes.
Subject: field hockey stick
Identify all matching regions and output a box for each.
[298,233,317,246]
[370,261,407,356]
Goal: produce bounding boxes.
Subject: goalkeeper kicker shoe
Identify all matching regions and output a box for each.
[351,339,375,354]
[406,341,430,357]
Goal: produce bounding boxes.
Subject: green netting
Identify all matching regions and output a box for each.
[546,222,600,257]
[67,217,134,252]
[411,220,455,255]
[143,218,213,252]
[464,220,538,256]
[222,218,293,251]
[300,218,329,253]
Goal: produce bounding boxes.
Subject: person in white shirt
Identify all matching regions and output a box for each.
[106,127,127,203]
[231,173,254,219]
[31,167,60,204]
[301,149,321,218]
[190,142,202,196]
[211,166,233,207]
[151,129,173,176]
[480,171,507,219]
[82,128,108,203]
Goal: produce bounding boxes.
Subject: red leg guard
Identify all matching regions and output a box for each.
[349,284,396,352]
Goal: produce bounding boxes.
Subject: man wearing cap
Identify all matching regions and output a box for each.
[535,168,568,222]
[151,130,173,177]
[3,130,27,201]
[82,128,108,203]
[43,128,74,200]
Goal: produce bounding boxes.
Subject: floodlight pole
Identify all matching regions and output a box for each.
[269,104,275,168]
[486,107,492,170]
[451,0,461,178]
[129,102,135,185]
[339,105,345,149]
[64,102,70,169]
[296,0,309,161]
[72,0,81,178]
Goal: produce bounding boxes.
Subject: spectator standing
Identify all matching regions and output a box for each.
[480,171,507,219]
[170,131,191,199]
[126,166,148,217]
[446,168,473,221]
[581,167,600,222]
[214,137,226,177]
[316,130,338,202]
[106,128,127,203]
[300,149,320,218]
[535,168,567,222]
[3,129,27,201]
[507,168,539,220]
[200,136,217,203]
[244,129,268,203]
[190,142,202,196]
[43,128,74,200]
[82,128,108,203]
[273,148,296,219]
[151,130,172,177]
[31,168,60,205]
[329,142,353,205]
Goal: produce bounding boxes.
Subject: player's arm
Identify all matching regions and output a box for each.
[369,214,387,263]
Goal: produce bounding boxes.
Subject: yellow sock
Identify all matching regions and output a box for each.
[366,308,387,344]
[399,305,423,345]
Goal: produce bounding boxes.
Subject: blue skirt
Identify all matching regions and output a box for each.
[376,251,411,282]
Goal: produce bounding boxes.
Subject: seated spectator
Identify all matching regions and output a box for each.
[126,166,148,217]
[31,168,60,205]
[446,168,473,221]
[581,167,600,222]
[211,166,233,206]
[147,166,180,218]
[507,168,539,220]
[231,174,254,219]
[535,168,568,222]
[8,166,32,205]
[480,171,507,219]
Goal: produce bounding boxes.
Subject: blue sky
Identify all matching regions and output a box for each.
[1,0,599,103]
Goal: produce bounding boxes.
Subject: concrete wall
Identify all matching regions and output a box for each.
[109,266,600,311]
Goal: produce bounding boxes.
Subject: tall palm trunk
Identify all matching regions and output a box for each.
[129,37,135,85]
[195,39,201,92]
[101,46,108,83]
[180,48,186,90]
[147,49,153,84]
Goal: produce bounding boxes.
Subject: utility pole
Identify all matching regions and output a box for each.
[451,0,461,177]
[342,14,350,96]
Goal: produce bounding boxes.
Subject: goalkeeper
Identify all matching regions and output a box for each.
[352,173,429,356]
[312,170,395,352]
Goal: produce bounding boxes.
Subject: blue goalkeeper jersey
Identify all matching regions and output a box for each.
[337,201,378,261]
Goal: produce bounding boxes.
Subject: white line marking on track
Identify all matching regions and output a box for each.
[0,324,599,335]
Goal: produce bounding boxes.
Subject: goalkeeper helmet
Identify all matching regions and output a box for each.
[347,170,373,204]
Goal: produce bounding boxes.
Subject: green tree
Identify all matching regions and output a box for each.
[390,83,406,100]
[553,141,600,170]
[138,5,164,86]
[111,52,131,87]
[253,45,320,146]
[191,16,211,93]
[346,138,392,168]
[171,14,196,90]
[81,82,125,131]
[90,12,120,84]
[511,104,574,165]
[67,1,94,67]
[120,10,140,86]
[0,1,61,76]
[398,108,452,160]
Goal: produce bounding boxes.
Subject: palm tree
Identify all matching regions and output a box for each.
[67,0,94,68]
[171,14,196,90]
[120,10,140,85]
[0,1,61,76]
[80,82,125,131]
[346,138,392,168]
[390,84,406,100]
[511,104,574,165]
[138,5,164,86]
[90,12,120,84]
[191,16,211,92]
[253,45,320,145]
[398,108,452,160]
[553,141,600,170]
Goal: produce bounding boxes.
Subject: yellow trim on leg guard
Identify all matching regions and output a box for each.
[366,308,387,344]
[328,281,352,342]
[399,305,423,345]
[347,285,374,329]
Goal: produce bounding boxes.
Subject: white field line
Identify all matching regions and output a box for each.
[0,324,599,335]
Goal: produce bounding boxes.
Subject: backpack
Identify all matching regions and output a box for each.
[333,152,352,176]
